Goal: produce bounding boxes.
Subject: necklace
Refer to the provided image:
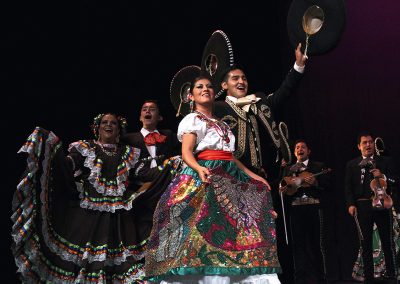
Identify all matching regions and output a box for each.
[95,141,118,156]
[194,111,231,144]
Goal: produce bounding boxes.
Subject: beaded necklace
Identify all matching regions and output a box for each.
[194,111,231,144]
[95,141,118,156]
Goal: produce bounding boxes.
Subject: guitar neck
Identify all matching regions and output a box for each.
[311,170,330,178]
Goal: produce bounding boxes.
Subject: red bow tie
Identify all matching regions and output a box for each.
[144,132,167,146]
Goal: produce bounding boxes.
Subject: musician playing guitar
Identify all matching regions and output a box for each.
[280,139,330,284]
[345,133,399,283]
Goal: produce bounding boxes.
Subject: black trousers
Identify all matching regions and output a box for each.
[290,204,326,284]
[356,200,396,280]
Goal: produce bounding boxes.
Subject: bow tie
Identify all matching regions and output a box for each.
[290,162,306,173]
[234,94,261,112]
[144,132,167,146]
[359,157,375,168]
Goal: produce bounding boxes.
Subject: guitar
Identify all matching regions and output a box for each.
[280,168,332,196]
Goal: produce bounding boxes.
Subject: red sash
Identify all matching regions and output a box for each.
[197,150,233,161]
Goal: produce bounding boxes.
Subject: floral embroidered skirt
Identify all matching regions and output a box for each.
[145,159,281,283]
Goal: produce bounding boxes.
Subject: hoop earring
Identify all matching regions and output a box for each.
[190,100,194,112]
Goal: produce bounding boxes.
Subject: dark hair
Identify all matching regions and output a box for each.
[294,139,310,149]
[142,99,159,108]
[357,132,374,144]
[189,75,213,93]
[220,64,245,83]
[91,113,128,139]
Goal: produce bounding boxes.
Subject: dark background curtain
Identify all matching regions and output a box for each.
[4,1,400,283]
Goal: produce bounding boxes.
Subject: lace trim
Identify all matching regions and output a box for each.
[76,183,145,213]
[69,141,140,197]
[14,237,145,283]
[11,127,58,249]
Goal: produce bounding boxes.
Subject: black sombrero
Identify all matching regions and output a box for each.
[171,30,235,117]
[170,65,201,117]
[200,30,234,98]
[287,0,346,56]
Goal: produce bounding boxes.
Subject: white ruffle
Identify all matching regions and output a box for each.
[177,113,207,144]
[68,141,140,197]
[15,236,145,284]
[159,274,281,284]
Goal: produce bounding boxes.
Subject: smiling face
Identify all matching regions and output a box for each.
[140,102,162,131]
[189,78,215,108]
[358,135,375,157]
[98,114,120,144]
[221,69,248,98]
[294,141,311,162]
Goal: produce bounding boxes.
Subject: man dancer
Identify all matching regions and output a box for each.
[214,43,307,182]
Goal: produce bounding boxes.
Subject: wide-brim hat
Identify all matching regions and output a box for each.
[287,0,346,56]
[200,30,234,98]
[170,65,201,117]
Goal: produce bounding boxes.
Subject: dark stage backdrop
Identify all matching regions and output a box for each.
[4,1,400,283]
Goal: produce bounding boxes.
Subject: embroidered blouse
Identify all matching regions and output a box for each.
[177,112,235,153]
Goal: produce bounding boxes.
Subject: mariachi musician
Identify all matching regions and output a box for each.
[345,133,399,283]
[280,139,331,284]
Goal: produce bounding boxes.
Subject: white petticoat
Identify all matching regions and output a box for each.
[154,273,281,284]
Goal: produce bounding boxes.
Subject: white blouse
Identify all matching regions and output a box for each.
[177,112,235,153]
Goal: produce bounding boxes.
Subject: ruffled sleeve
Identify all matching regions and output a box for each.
[67,142,86,175]
[177,113,207,145]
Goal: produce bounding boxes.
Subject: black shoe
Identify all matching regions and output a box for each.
[364,278,374,284]
[381,271,397,280]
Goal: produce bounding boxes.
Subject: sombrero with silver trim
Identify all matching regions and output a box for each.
[170,65,201,117]
[200,30,234,98]
[287,0,346,56]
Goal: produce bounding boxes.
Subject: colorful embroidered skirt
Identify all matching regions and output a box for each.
[145,159,281,282]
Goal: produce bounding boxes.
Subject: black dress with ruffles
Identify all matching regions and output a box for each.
[11,127,173,283]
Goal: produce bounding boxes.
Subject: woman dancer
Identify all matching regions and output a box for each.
[12,113,156,283]
[145,77,281,284]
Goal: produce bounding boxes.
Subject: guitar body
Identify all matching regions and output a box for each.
[281,176,303,195]
[280,168,331,196]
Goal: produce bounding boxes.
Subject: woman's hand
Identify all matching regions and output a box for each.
[271,210,278,219]
[196,166,211,183]
[232,157,271,190]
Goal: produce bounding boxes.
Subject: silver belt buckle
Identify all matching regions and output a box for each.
[301,194,309,203]
[292,195,319,205]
